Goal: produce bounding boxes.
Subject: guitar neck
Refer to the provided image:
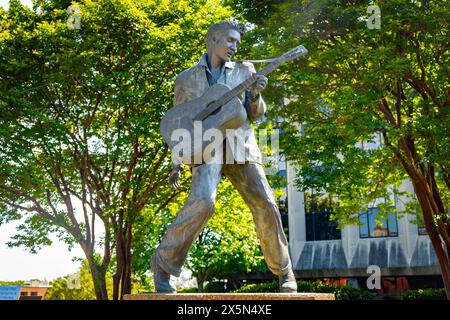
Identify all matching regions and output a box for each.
[193,58,285,121]
[224,59,284,102]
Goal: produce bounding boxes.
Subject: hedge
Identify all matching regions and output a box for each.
[232,280,374,300]
[399,288,446,300]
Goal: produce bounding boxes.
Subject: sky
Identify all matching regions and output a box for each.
[0,195,107,282]
[0,221,85,282]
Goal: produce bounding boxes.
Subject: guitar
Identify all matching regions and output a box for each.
[160,45,308,165]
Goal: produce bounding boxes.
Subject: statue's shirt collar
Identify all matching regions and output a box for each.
[198,53,235,71]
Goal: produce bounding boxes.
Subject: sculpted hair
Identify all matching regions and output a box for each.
[206,20,245,52]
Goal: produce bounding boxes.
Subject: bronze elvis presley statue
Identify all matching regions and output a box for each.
[151,20,297,293]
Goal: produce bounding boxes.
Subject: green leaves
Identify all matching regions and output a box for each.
[0,0,236,298]
[237,0,449,226]
[6,215,56,254]
[44,258,115,300]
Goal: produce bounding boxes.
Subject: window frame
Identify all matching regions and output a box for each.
[305,209,342,242]
[359,207,399,239]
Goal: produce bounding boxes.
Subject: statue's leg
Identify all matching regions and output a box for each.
[154,163,223,277]
[223,163,292,277]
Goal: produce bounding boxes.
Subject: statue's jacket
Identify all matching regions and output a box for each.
[173,53,266,166]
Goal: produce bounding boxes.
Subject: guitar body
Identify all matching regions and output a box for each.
[160,83,247,164]
[159,45,308,165]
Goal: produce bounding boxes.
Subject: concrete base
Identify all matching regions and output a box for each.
[124,293,335,300]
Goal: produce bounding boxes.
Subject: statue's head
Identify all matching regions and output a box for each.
[206,20,246,63]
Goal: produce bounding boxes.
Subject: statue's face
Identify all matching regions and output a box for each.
[212,29,241,62]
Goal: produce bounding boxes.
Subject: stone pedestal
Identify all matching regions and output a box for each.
[124,293,335,300]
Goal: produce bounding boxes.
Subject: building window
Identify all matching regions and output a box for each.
[418,225,428,235]
[20,292,28,296]
[416,215,428,235]
[30,292,38,296]
[306,210,341,241]
[359,207,398,238]
[305,190,341,241]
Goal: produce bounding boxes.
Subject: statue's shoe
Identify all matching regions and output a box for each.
[279,269,297,293]
[151,254,177,293]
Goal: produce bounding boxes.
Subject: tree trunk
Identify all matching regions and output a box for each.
[121,220,133,297]
[411,178,450,299]
[427,227,450,299]
[86,255,109,300]
[196,273,206,293]
[112,219,133,300]
[112,221,123,300]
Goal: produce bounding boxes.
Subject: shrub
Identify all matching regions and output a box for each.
[177,287,198,293]
[400,288,446,300]
[232,281,279,293]
[203,281,230,293]
[232,280,374,300]
[333,285,375,300]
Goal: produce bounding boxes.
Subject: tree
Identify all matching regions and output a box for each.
[45,258,114,300]
[0,0,234,299]
[236,0,449,298]
[0,281,26,286]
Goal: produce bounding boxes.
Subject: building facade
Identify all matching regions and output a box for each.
[285,162,442,292]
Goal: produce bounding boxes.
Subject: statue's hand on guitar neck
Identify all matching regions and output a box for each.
[159,45,307,166]
[169,164,182,190]
[250,74,268,100]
